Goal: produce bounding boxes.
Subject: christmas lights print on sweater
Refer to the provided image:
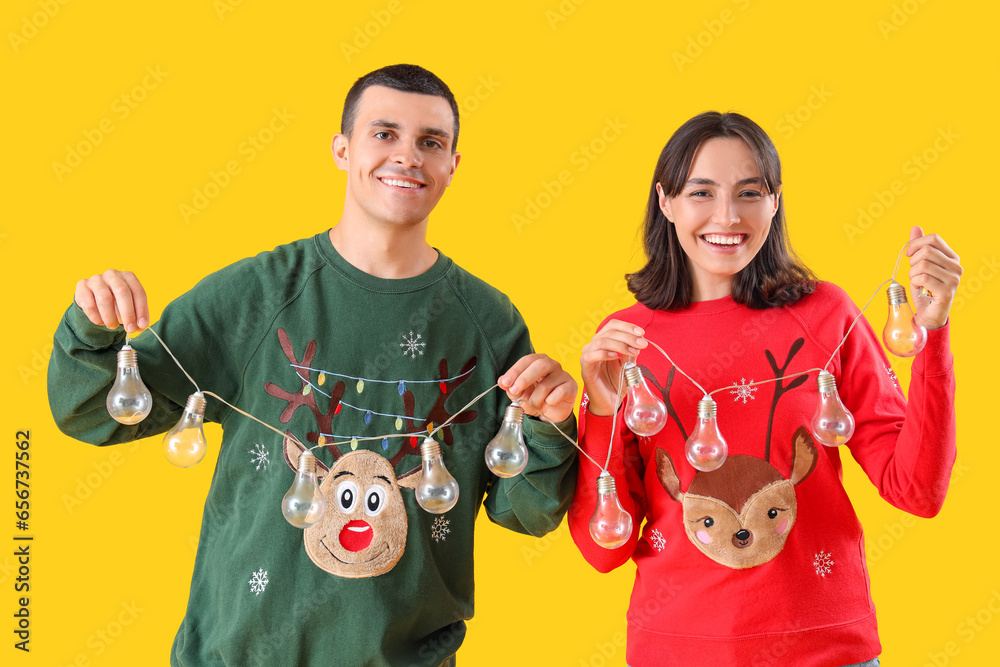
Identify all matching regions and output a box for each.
[264,328,479,578]
[649,338,818,570]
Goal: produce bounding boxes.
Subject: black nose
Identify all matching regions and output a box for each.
[735,529,750,541]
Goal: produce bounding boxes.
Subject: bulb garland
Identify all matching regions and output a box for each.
[101,240,929,549]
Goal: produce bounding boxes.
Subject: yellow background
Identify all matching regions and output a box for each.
[3,0,997,664]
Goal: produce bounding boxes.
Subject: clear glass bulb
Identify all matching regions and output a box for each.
[106,344,153,425]
[622,362,667,437]
[590,472,633,549]
[415,437,459,514]
[883,281,927,357]
[485,401,528,478]
[163,392,208,468]
[685,397,728,472]
[282,450,326,528]
[810,371,856,447]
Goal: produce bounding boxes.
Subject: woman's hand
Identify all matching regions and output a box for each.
[580,320,648,417]
[906,226,962,330]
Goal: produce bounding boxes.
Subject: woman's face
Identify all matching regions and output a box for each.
[658,137,780,301]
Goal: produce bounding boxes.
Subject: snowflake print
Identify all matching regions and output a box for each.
[249,568,269,595]
[884,364,898,387]
[650,528,666,552]
[400,331,426,359]
[729,378,758,404]
[249,443,270,471]
[580,393,589,411]
[431,517,450,543]
[813,550,835,577]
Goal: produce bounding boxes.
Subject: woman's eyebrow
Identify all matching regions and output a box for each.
[684,177,764,187]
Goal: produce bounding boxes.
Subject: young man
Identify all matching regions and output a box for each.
[49,64,578,666]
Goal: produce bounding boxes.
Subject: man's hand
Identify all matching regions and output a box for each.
[498,353,577,424]
[75,270,149,333]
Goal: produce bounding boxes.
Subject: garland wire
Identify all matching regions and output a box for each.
[128,240,920,479]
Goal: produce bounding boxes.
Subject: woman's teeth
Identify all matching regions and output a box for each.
[702,234,744,246]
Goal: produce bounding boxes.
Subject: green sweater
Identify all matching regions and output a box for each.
[48,232,578,667]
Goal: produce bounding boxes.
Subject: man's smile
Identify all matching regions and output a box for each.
[379,176,425,189]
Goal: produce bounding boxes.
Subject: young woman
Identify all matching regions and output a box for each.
[568,112,962,667]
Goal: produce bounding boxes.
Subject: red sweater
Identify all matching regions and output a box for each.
[568,282,956,666]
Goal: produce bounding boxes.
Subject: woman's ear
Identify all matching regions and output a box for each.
[771,184,783,218]
[656,182,673,222]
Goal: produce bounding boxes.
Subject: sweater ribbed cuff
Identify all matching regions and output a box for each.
[579,411,624,472]
[64,303,126,350]
[523,412,577,449]
[913,323,953,377]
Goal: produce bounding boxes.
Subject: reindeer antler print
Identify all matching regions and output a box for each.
[388,356,479,468]
[642,365,687,441]
[264,328,346,460]
[763,338,808,462]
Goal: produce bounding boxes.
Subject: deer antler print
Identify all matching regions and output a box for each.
[264,328,346,460]
[387,356,479,468]
[763,338,808,462]
[641,365,687,441]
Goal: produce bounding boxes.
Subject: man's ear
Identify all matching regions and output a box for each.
[332,133,349,171]
[445,152,461,186]
[656,182,673,221]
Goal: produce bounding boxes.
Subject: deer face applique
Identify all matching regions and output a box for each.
[656,427,818,569]
[305,450,420,578]
[285,438,420,578]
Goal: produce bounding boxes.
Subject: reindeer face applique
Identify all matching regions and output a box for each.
[301,449,421,578]
[656,427,818,569]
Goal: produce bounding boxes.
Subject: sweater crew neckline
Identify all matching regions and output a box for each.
[670,295,741,315]
[312,231,453,294]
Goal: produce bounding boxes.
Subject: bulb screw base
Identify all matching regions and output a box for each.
[816,370,837,394]
[117,345,138,368]
[887,281,908,305]
[596,472,616,495]
[297,450,317,473]
[185,392,207,416]
[696,397,717,419]
[420,437,441,460]
[503,403,524,424]
[623,362,642,387]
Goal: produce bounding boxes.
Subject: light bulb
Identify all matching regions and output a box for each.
[685,397,728,472]
[810,370,855,447]
[622,362,667,437]
[282,450,326,528]
[415,437,459,514]
[883,281,927,357]
[163,392,208,468]
[485,401,528,478]
[106,344,153,425]
[589,472,633,549]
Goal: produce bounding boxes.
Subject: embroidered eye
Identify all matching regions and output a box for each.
[703,517,714,528]
[364,485,387,516]
[768,508,779,519]
[336,480,359,513]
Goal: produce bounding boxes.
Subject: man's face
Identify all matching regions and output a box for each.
[333,86,460,229]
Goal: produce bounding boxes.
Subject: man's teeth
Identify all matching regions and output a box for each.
[382,178,421,189]
[702,234,744,246]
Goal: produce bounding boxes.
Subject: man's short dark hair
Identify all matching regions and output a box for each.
[341,64,460,152]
